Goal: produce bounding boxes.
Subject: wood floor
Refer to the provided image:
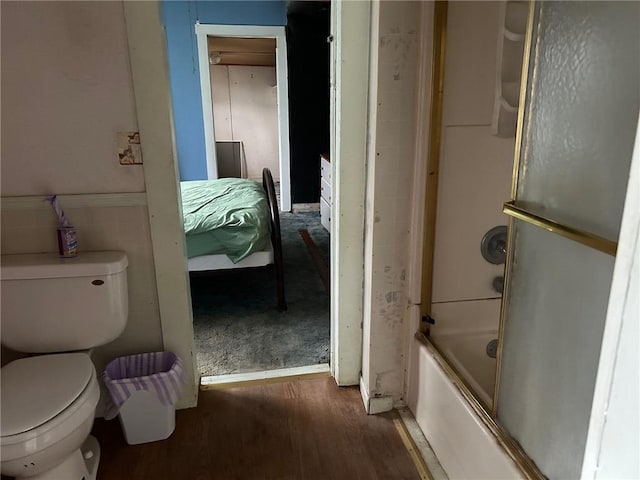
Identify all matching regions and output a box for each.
[92,377,421,480]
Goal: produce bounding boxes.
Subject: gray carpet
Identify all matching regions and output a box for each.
[191,211,330,377]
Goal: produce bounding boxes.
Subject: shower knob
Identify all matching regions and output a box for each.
[492,276,504,294]
[486,339,498,358]
[481,225,507,264]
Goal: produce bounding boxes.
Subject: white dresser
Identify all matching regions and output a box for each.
[320,153,331,231]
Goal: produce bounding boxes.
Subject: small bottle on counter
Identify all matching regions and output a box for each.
[57,226,78,258]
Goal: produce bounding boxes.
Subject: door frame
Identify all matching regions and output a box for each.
[123,1,368,403]
[195,24,291,212]
[581,115,640,479]
[329,0,369,386]
[123,1,198,409]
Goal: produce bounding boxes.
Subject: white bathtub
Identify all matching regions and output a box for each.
[430,330,497,408]
[407,336,524,479]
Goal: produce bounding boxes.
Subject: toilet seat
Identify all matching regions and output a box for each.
[1,354,99,451]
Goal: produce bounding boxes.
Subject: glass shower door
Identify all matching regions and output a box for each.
[496,2,640,479]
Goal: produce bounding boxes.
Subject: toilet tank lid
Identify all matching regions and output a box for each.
[1,251,128,280]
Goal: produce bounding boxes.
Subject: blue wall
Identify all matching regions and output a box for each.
[161,1,287,180]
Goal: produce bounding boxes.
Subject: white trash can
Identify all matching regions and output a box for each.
[103,352,184,445]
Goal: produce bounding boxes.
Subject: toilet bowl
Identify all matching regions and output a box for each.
[1,251,129,479]
[1,353,101,480]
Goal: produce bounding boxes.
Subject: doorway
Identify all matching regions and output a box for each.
[205,36,280,181]
[196,24,291,210]
[188,16,332,381]
[123,0,369,406]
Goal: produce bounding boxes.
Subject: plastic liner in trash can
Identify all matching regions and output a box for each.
[103,351,184,445]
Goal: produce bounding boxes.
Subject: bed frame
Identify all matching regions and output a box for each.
[187,168,286,311]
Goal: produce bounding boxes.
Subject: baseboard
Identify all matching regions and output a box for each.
[292,203,320,213]
[200,363,331,390]
[396,407,448,480]
[360,376,394,414]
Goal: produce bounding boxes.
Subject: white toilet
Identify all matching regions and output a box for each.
[0,251,129,480]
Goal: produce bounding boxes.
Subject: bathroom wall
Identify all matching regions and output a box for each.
[430,1,515,337]
[210,65,280,180]
[1,1,144,196]
[361,1,421,408]
[160,0,287,181]
[1,2,164,415]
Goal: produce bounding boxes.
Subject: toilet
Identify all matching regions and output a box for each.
[0,251,128,480]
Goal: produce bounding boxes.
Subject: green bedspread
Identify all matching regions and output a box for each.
[180,178,271,262]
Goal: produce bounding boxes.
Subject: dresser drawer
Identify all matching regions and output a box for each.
[321,157,331,183]
[320,197,331,231]
[320,178,332,204]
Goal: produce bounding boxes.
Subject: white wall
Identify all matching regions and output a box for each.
[210,66,234,141]
[361,1,421,409]
[0,1,167,414]
[1,1,145,195]
[210,65,280,180]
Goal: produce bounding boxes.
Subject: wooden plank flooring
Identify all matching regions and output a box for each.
[92,377,421,480]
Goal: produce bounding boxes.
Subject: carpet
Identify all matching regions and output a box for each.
[190,211,330,377]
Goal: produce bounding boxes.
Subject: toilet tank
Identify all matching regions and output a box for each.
[1,251,128,353]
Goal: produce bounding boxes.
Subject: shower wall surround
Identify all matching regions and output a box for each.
[431,1,515,316]
[430,2,516,387]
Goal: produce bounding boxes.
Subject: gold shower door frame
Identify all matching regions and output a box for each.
[415,2,572,478]
[416,2,621,478]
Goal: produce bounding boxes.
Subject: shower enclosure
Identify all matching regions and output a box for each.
[414,1,639,478]
[424,0,526,411]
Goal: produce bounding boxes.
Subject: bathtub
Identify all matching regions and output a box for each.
[407,334,524,479]
[430,330,497,408]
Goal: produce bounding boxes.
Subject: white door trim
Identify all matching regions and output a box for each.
[123,1,198,409]
[195,23,291,212]
[329,0,369,386]
[581,114,640,479]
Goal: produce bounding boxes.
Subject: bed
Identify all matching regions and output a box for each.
[181,168,286,311]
